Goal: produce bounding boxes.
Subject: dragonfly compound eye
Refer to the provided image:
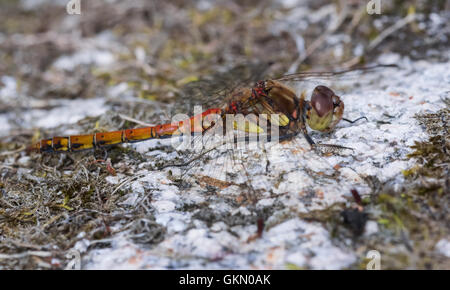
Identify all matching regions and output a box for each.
[311,86,335,117]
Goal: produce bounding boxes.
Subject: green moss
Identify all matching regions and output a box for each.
[285,263,306,270]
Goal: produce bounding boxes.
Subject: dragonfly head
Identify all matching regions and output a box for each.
[306,86,344,132]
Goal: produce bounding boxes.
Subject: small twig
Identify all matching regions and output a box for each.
[288,3,349,73]
[118,113,155,127]
[0,145,26,156]
[111,173,146,195]
[368,13,416,51]
[0,251,53,260]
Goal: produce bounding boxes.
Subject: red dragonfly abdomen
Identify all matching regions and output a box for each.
[30,108,223,153]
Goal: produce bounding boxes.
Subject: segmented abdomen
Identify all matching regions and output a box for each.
[30,108,222,153]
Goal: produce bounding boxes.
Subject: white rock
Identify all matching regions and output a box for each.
[435,239,450,258]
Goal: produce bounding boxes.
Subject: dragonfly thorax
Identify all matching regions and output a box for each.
[262,80,299,118]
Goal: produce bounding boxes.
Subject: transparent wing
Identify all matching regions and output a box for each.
[173,63,397,116]
[273,64,397,82]
[172,62,273,115]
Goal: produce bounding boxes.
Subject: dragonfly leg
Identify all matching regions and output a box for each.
[271,132,299,143]
[312,116,365,152]
[342,116,368,124]
[303,132,316,146]
[315,143,354,153]
[274,129,352,154]
[93,147,109,161]
[303,129,354,153]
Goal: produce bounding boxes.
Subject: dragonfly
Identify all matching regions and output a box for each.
[29,64,395,158]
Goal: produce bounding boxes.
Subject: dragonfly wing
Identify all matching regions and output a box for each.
[273,64,397,82]
[172,62,273,115]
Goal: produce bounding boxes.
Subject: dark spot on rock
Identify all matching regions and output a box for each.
[341,208,368,236]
